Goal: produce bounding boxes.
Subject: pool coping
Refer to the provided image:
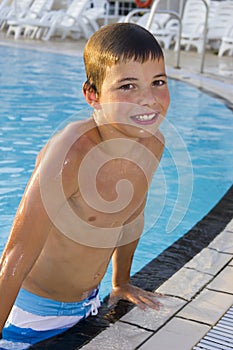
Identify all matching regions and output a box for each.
[166,66,233,109]
[1,39,233,349]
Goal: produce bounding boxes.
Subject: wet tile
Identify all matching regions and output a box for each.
[121,296,185,331]
[139,317,210,350]
[185,248,232,275]
[207,265,233,294]
[81,322,152,350]
[157,267,212,301]
[208,230,233,254]
[177,289,233,325]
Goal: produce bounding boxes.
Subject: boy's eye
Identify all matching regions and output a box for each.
[153,79,166,87]
[119,83,134,91]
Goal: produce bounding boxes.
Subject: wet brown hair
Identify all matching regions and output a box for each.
[83,22,164,96]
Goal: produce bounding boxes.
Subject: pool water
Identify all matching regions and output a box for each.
[0,46,232,299]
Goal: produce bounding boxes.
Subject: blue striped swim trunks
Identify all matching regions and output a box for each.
[0,287,100,349]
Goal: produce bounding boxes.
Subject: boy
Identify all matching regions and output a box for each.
[0,22,170,348]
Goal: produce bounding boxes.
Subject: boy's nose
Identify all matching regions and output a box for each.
[139,88,156,107]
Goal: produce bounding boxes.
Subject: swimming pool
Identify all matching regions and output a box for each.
[0,46,232,299]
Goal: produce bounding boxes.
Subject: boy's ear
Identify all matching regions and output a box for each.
[82,82,100,109]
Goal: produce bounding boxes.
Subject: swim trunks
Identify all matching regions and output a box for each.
[0,287,100,349]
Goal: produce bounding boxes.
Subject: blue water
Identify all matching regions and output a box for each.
[0,46,232,299]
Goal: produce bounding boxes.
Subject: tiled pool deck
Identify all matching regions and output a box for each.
[82,221,233,350]
[1,34,233,349]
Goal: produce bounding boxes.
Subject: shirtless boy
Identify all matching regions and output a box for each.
[0,23,170,348]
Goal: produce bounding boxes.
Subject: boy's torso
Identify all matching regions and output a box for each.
[23,119,164,302]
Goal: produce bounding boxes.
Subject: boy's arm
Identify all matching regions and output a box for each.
[0,132,78,331]
[0,168,52,331]
[109,133,165,310]
[110,208,162,311]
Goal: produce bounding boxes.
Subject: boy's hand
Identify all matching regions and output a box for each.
[108,283,163,311]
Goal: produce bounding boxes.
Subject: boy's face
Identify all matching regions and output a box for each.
[94,58,170,138]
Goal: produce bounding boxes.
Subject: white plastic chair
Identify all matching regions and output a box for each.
[174,0,210,53]
[0,0,33,30]
[208,0,220,26]
[0,0,12,27]
[207,1,233,51]
[122,10,178,49]
[218,23,233,56]
[0,0,13,29]
[41,0,90,40]
[23,0,108,40]
[150,16,179,49]
[84,0,109,28]
[6,0,55,39]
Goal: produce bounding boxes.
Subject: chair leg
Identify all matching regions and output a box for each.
[157,35,173,50]
[24,26,36,39]
[29,27,39,39]
[218,41,232,57]
[36,27,45,39]
[218,42,225,56]
[6,25,23,39]
[42,23,56,41]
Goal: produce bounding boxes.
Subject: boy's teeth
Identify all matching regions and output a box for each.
[135,113,155,121]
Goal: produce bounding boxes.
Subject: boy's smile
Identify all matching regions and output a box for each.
[130,111,158,125]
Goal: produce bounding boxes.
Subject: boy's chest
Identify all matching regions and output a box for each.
[71,158,153,226]
[96,158,149,200]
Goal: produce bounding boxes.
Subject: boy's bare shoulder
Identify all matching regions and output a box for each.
[52,118,95,148]
[35,118,98,200]
[37,118,95,165]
